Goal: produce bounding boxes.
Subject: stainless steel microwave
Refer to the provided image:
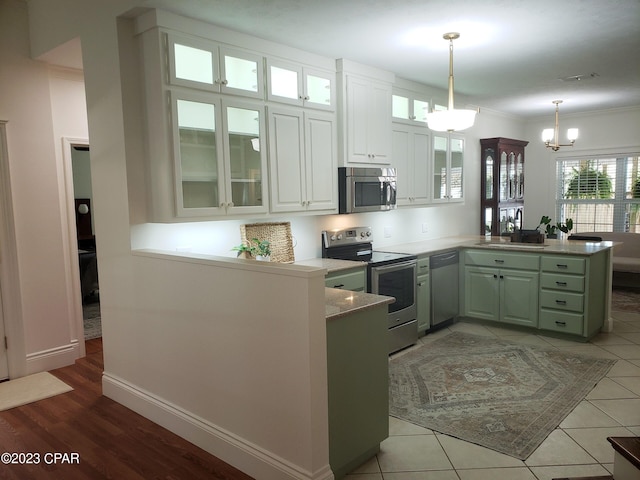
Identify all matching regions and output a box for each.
[338,167,397,214]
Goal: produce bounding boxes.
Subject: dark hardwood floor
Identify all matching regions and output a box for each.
[0,338,254,479]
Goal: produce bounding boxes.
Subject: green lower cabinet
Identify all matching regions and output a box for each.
[416,272,430,333]
[538,251,608,338]
[325,267,366,291]
[464,267,500,321]
[464,266,539,327]
[327,305,388,478]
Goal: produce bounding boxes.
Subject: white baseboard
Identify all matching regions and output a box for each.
[102,372,334,480]
[26,341,82,374]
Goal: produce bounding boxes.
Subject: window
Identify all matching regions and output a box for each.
[556,155,640,233]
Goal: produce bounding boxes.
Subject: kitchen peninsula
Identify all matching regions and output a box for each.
[129,249,392,480]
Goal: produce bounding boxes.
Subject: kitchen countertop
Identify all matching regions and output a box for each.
[325,287,394,320]
[295,257,366,272]
[380,235,616,257]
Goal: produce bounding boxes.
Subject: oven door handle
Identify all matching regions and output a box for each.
[372,260,416,272]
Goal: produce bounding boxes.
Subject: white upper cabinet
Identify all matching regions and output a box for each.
[268,106,337,213]
[167,34,264,99]
[344,75,392,164]
[172,92,268,217]
[393,125,431,206]
[392,89,430,125]
[432,134,465,203]
[267,58,335,110]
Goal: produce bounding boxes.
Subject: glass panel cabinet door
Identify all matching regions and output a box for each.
[484,150,494,200]
[168,36,217,91]
[270,65,300,100]
[304,70,333,109]
[392,94,410,120]
[175,98,221,209]
[450,137,464,200]
[432,135,448,200]
[220,47,264,98]
[224,103,265,209]
[499,151,508,201]
[392,93,429,123]
[516,153,524,198]
[267,60,334,110]
[412,99,429,123]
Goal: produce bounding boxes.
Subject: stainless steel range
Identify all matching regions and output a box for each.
[322,226,418,353]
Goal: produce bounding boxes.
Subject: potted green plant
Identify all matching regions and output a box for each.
[537,216,573,239]
[537,215,557,238]
[232,238,271,261]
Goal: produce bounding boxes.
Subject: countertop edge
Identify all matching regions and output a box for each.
[325,288,394,320]
[379,236,617,257]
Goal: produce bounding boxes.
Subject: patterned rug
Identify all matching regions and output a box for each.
[611,287,640,312]
[389,332,616,460]
[83,296,102,340]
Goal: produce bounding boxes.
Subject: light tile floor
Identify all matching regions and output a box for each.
[347,307,640,480]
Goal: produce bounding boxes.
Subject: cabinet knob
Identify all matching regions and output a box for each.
[221,79,229,86]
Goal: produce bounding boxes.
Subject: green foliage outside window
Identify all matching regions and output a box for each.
[564,165,613,199]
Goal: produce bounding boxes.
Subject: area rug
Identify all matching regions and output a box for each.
[0,372,73,412]
[83,297,102,340]
[389,332,616,460]
[612,287,640,312]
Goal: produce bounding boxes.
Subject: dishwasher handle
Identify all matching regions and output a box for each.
[430,250,459,269]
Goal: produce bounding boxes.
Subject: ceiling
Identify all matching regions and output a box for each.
[40,0,640,118]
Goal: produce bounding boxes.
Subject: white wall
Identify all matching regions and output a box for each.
[524,106,640,229]
[0,0,88,375]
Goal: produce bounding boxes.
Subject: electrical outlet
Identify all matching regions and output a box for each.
[422,223,429,233]
[384,226,392,238]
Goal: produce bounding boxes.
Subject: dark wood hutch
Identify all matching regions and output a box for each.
[480,137,529,236]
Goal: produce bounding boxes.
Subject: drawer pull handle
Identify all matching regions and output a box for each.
[555,299,567,305]
[557,264,568,269]
[333,284,345,289]
[494,259,505,264]
[556,281,567,286]
[555,321,567,327]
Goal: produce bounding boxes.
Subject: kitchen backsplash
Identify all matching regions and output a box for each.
[130,203,474,261]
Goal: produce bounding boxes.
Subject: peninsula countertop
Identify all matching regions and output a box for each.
[379,235,616,257]
[324,288,394,320]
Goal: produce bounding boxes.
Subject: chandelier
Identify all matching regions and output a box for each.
[426,32,477,132]
[542,100,578,151]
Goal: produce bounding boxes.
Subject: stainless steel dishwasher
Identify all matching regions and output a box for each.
[430,250,459,329]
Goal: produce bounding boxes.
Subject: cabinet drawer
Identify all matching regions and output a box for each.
[539,309,584,336]
[464,250,539,270]
[325,268,366,291]
[417,256,430,275]
[540,290,584,312]
[541,255,586,275]
[540,273,585,293]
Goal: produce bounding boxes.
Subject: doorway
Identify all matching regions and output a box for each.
[65,139,101,341]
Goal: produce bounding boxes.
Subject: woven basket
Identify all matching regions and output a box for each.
[239,222,295,263]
